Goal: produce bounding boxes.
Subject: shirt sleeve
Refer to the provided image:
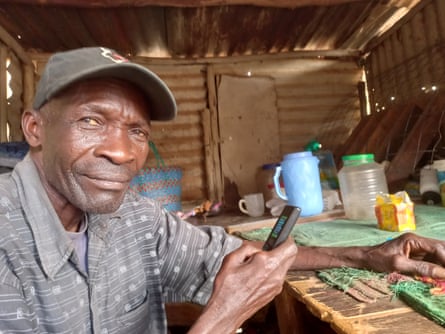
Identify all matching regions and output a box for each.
[156,209,242,305]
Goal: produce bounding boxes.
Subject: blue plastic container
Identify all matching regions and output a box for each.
[273,151,323,217]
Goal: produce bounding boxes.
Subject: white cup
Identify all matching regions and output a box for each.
[238,193,265,217]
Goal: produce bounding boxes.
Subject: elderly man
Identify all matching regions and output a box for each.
[0,47,444,334]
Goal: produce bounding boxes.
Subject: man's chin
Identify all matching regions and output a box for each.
[78,194,125,214]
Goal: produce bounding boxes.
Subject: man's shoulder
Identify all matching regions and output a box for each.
[0,172,19,212]
[0,171,14,186]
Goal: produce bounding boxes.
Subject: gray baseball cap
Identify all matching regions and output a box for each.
[33,47,177,121]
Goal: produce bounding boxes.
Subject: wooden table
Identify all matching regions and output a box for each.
[215,209,445,333]
[274,270,445,334]
[170,208,445,333]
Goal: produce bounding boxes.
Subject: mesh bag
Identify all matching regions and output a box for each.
[130,141,182,212]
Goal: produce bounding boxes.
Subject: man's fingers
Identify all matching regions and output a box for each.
[267,237,298,256]
[261,238,298,272]
[406,236,445,265]
[227,241,262,261]
[395,256,445,279]
[430,265,445,278]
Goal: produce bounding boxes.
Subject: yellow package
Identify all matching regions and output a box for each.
[375,191,416,232]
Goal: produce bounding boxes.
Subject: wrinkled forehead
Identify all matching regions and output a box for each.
[41,77,152,121]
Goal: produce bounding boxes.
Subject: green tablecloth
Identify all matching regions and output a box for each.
[239,204,445,246]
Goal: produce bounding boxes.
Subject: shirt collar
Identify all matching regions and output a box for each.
[12,154,123,279]
[12,154,79,279]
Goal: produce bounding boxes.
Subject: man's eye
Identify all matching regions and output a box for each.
[131,128,149,139]
[81,117,100,126]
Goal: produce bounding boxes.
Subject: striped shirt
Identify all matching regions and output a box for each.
[0,154,242,333]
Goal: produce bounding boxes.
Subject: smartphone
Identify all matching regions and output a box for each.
[262,205,301,251]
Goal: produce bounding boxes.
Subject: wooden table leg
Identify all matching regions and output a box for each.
[274,282,336,334]
[274,284,305,334]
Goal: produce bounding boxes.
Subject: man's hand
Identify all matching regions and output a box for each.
[188,237,297,334]
[365,233,445,278]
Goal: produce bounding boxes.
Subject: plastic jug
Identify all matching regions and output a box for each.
[273,151,323,217]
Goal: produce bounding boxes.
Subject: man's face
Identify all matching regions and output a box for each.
[34,79,151,213]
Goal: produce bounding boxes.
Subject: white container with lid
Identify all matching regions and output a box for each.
[419,165,441,205]
[338,153,388,220]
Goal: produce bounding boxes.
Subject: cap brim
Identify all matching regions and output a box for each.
[38,62,177,121]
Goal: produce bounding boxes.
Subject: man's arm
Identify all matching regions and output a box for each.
[188,232,445,333]
[292,233,445,278]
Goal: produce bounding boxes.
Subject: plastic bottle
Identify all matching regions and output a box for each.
[314,150,339,190]
[338,153,388,220]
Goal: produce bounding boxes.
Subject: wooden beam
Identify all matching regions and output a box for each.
[0,25,32,66]
[364,0,428,53]
[370,103,420,162]
[385,95,445,192]
[31,49,362,66]
[0,0,365,8]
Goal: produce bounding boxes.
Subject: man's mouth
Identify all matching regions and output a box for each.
[82,174,130,191]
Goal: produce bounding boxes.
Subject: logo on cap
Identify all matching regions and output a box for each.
[100,47,129,64]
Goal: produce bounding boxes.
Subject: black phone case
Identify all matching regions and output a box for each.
[262,205,301,251]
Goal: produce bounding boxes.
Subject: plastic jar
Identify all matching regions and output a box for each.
[338,153,388,220]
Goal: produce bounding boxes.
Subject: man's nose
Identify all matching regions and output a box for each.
[94,128,136,165]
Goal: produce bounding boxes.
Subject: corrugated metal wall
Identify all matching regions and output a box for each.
[137,63,209,203]
[208,58,363,156]
[33,55,362,204]
[206,58,362,201]
[273,59,362,155]
[366,0,445,113]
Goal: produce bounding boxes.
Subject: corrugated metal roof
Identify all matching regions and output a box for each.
[0,0,424,59]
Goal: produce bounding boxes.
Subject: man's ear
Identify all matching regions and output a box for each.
[21,109,43,147]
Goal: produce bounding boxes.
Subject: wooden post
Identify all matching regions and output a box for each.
[206,65,224,201]
[376,45,387,106]
[389,32,408,101]
[370,51,381,111]
[0,45,7,142]
[202,107,216,199]
[22,63,34,110]
[0,20,34,142]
